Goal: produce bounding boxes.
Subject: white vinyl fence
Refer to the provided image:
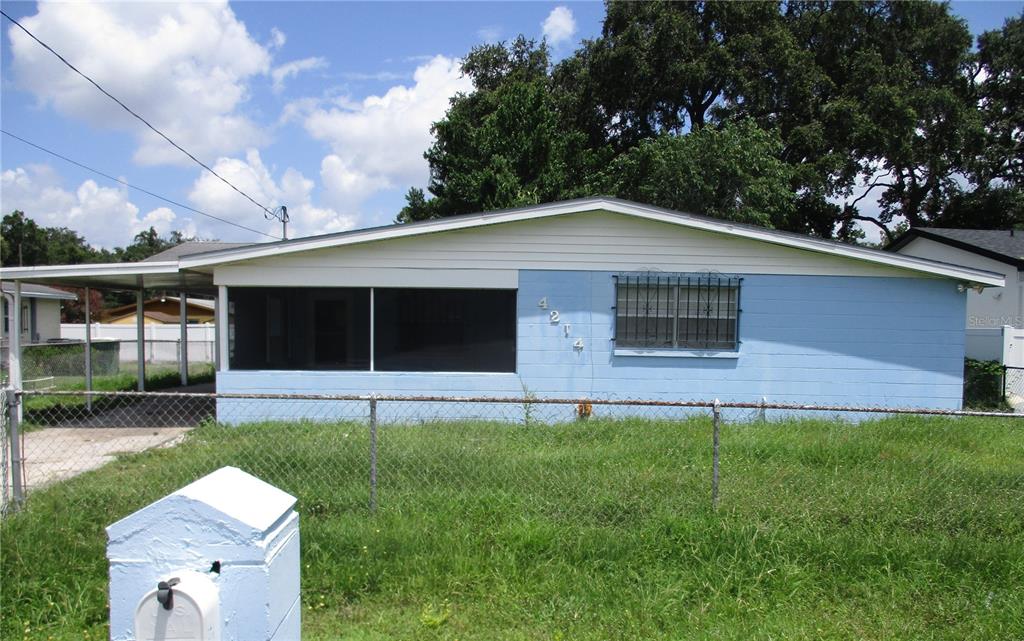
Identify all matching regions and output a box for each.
[61,323,215,364]
[1001,325,1024,368]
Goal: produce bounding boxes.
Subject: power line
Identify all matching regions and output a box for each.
[0,8,282,225]
[1,129,281,240]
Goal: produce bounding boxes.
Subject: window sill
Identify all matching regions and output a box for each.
[613,348,740,359]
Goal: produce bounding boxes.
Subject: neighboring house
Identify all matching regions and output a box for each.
[101,296,215,324]
[888,228,1024,362]
[1,198,1005,413]
[1,282,76,344]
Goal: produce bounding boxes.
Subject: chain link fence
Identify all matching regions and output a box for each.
[1,339,215,391]
[3,389,1022,521]
[4,388,1023,640]
[1004,366,1024,408]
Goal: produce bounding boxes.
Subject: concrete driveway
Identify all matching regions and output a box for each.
[20,426,192,489]
[11,383,215,492]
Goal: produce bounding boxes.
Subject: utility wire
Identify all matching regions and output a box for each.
[2,129,281,240]
[0,8,278,222]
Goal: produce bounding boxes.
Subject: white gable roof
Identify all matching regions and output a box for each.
[0,198,1006,288]
[178,197,1004,286]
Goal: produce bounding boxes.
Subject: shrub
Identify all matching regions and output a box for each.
[963,358,1008,409]
[21,341,120,378]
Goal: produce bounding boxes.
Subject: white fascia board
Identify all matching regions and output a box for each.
[0,261,180,280]
[176,198,1006,287]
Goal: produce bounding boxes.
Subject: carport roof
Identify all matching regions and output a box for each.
[0,261,215,293]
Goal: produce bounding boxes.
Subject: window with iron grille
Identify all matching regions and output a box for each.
[614,274,741,351]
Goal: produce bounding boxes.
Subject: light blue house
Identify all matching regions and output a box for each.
[1,198,1005,418]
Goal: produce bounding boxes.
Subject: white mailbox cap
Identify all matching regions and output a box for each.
[134,570,220,641]
[107,466,297,563]
[108,467,300,641]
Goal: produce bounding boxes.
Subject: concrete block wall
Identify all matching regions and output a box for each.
[216,271,966,421]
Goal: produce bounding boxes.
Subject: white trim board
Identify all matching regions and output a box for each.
[215,267,518,289]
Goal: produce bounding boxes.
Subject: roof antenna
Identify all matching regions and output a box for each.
[266,205,289,240]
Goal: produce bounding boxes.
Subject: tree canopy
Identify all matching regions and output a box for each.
[1,211,196,268]
[1,210,200,312]
[402,1,1024,242]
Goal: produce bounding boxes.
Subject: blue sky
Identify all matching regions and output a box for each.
[0,1,1019,248]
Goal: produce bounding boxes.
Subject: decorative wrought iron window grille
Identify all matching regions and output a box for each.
[614,273,741,350]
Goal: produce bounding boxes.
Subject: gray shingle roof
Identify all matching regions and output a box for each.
[1,282,78,300]
[142,241,255,263]
[889,228,1024,266]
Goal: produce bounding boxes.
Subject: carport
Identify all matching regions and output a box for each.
[1,243,236,398]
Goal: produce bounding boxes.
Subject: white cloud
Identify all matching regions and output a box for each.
[271,57,328,93]
[189,149,356,239]
[7,1,272,166]
[542,6,576,46]
[301,55,473,212]
[477,26,502,43]
[269,26,287,50]
[0,165,194,248]
[319,155,391,207]
[340,70,410,82]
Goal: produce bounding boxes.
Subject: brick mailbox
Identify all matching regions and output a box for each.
[106,467,301,640]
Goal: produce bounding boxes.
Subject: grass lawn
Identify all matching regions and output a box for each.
[19,362,215,416]
[2,414,1022,640]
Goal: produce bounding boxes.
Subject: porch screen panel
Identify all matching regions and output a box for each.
[374,288,516,372]
[229,287,371,370]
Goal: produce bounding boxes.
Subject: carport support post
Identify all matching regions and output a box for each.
[7,389,24,508]
[179,293,188,386]
[10,282,23,422]
[136,287,145,392]
[84,287,93,412]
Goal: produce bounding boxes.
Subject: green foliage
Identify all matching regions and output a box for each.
[2,210,198,268]
[963,358,1010,410]
[595,121,796,227]
[2,415,1022,640]
[400,37,606,222]
[973,13,1024,188]
[405,1,1024,241]
[1,211,123,268]
[21,342,119,379]
[19,363,216,418]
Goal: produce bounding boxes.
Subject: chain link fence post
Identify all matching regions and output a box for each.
[711,398,721,509]
[0,388,9,516]
[369,396,378,514]
[7,388,25,510]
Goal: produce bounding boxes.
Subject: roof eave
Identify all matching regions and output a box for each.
[1,261,180,279]
[178,197,1006,287]
[888,229,1024,270]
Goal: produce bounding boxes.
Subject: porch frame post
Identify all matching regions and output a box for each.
[136,285,145,391]
[179,293,189,386]
[217,285,229,372]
